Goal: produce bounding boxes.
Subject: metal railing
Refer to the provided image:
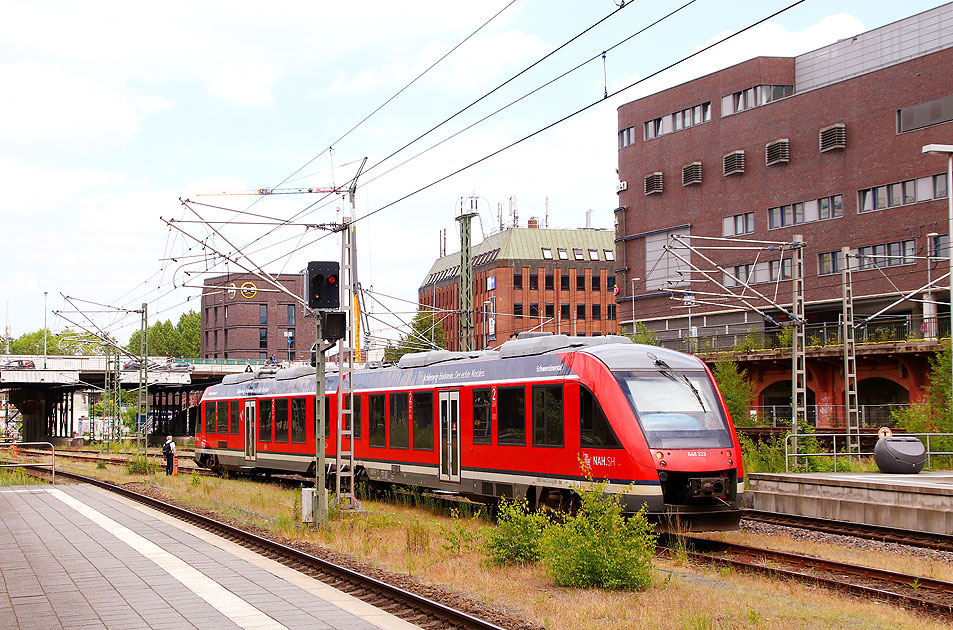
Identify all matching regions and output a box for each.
[656,315,951,355]
[784,432,953,472]
[749,404,908,428]
[0,441,55,484]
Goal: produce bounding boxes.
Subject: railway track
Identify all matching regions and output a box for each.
[28,467,512,630]
[742,509,953,553]
[668,535,953,619]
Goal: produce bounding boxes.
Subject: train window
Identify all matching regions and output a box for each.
[472,389,492,445]
[204,402,214,434]
[345,394,362,440]
[616,370,733,449]
[274,399,289,443]
[291,397,307,443]
[230,401,240,435]
[369,394,386,448]
[497,386,526,446]
[216,401,228,434]
[390,393,409,449]
[259,399,273,442]
[412,391,434,451]
[325,397,332,439]
[580,386,621,448]
[532,385,564,447]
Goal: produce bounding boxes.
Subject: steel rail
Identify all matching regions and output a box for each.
[48,469,508,630]
[674,536,953,619]
[742,509,953,553]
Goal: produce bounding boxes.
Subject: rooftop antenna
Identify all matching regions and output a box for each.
[509,196,518,228]
[545,197,550,228]
[586,209,593,228]
[497,202,504,233]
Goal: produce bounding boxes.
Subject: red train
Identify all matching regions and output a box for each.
[194,334,745,531]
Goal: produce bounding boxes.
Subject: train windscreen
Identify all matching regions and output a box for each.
[615,370,733,449]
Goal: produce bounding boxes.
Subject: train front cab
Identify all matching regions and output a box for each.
[576,344,744,532]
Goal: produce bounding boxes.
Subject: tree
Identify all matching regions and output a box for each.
[9,329,109,355]
[126,310,200,357]
[628,322,658,346]
[383,310,447,362]
[712,359,756,427]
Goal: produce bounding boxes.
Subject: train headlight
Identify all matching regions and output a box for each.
[728,459,733,466]
[659,460,667,467]
[655,451,664,460]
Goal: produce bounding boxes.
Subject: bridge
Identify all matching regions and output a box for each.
[0,356,259,444]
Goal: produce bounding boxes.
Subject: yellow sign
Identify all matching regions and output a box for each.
[227,282,237,299]
[878,426,893,439]
[240,282,257,298]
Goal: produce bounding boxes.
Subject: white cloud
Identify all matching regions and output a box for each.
[206,63,281,107]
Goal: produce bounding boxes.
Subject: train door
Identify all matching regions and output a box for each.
[244,400,257,461]
[438,390,460,483]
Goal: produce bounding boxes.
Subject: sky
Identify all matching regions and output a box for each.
[1,0,948,352]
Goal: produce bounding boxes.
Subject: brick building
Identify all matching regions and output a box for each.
[615,4,953,425]
[200,273,316,362]
[419,222,619,350]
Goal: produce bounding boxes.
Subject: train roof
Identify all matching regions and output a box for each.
[203,335,705,400]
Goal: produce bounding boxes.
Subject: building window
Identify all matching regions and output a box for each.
[857,239,915,269]
[604,249,615,261]
[645,227,690,290]
[545,274,554,290]
[560,273,570,291]
[765,138,790,166]
[681,162,702,186]
[607,304,617,320]
[818,251,841,275]
[723,150,745,176]
[576,274,585,291]
[819,123,846,152]
[557,248,568,260]
[576,304,586,320]
[768,203,803,229]
[223,329,228,349]
[530,303,539,317]
[529,274,538,290]
[722,84,792,116]
[728,264,753,287]
[935,173,949,199]
[644,172,663,195]
[644,101,711,140]
[514,273,522,289]
[768,259,792,281]
[545,304,554,318]
[287,328,295,349]
[588,249,599,261]
[541,247,553,260]
[560,304,570,320]
[592,275,601,291]
[859,178,933,213]
[573,248,584,261]
[259,328,267,349]
[898,94,953,133]
[591,304,602,320]
[725,212,754,235]
[618,126,636,148]
[287,304,295,325]
[259,304,268,325]
[818,195,843,220]
[607,275,615,292]
[514,303,523,316]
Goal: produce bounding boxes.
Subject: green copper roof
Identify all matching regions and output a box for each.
[421,227,615,286]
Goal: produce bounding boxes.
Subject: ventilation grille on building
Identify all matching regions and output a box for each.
[644,172,663,195]
[765,138,790,166]
[723,150,745,176]
[681,162,702,186]
[819,123,846,152]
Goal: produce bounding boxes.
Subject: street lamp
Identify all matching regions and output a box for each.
[43,291,48,369]
[922,144,953,425]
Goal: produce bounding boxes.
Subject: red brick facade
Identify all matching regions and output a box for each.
[200,273,316,362]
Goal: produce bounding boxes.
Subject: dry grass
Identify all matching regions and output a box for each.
[52,459,952,630]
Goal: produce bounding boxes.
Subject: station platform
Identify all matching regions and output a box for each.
[745,471,953,535]
[0,484,419,630]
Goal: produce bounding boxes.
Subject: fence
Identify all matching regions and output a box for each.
[656,315,951,355]
[749,404,908,428]
[0,441,55,484]
[784,432,953,472]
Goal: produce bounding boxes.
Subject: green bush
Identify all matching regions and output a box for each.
[482,498,550,565]
[539,482,656,590]
[125,454,156,475]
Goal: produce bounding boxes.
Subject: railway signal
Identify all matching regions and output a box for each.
[307,261,340,309]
